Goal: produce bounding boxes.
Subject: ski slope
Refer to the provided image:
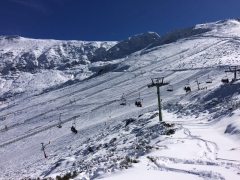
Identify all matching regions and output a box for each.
[0,19,240,180]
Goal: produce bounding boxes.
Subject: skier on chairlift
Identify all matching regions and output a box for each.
[184,86,191,92]
[135,92,142,107]
[135,101,142,107]
[184,79,191,92]
[71,126,78,134]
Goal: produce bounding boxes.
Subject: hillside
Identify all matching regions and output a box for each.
[0,19,240,180]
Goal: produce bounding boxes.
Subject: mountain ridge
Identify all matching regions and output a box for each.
[0,18,240,179]
[1,18,239,76]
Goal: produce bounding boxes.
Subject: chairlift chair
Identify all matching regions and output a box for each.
[184,79,191,92]
[120,98,126,105]
[167,85,173,91]
[221,78,229,83]
[206,74,212,83]
[120,94,126,105]
[135,92,142,107]
[135,98,142,107]
[184,86,191,92]
[57,114,62,128]
[72,119,76,128]
[221,73,229,84]
[71,118,78,134]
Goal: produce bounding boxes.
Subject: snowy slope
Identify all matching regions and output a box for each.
[0,19,240,180]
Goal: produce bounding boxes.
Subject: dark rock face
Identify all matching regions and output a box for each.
[102,32,160,60]
[147,26,210,50]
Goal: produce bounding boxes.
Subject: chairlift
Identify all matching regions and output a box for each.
[57,113,62,128]
[167,85,173,91]
[120,98,126,105]
[120,94,126,105]
[184,79,191,92]
[222,78,229,83]
[72,118,76,128]
[221,73,229,84]
[71,118,78,134]
[135,92,142,107]
[206,74,212,83]
[135,99,142,107]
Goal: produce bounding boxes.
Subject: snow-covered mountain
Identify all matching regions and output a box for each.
[1,19,240,98]
[0,19,240,180]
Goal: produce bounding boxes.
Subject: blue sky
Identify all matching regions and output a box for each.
[1,0,240,41]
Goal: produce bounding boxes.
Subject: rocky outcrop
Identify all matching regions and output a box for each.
[147,26,210,49]
[0,37,116,74]
[101,32,160,60]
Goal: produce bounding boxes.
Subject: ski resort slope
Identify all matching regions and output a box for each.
[0,19,240,180]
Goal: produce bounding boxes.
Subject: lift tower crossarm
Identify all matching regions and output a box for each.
[147,77,169,122]
[225,66,240,81]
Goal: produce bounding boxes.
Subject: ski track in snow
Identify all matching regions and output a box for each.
[1,19,240,179]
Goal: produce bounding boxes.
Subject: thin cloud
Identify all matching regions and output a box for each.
[10,0,48,14]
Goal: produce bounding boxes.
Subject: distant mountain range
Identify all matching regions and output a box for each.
[0,18,240,97]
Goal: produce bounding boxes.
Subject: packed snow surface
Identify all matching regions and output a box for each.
[0,19,240,180]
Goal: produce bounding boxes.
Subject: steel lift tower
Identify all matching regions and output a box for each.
[148,77,169,122]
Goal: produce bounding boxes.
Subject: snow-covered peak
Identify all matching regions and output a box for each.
[148,26,210,49]
[149,18,240,49]
[0,36,116,75]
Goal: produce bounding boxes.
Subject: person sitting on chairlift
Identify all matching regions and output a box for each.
[135,101,142,107]
[184,86,191,92]
[71,126,78,134]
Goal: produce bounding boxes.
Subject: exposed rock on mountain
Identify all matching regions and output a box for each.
[147,26,211,49]
[1,18,240,98]
[102,32,160,61]
[0,37,116,75]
